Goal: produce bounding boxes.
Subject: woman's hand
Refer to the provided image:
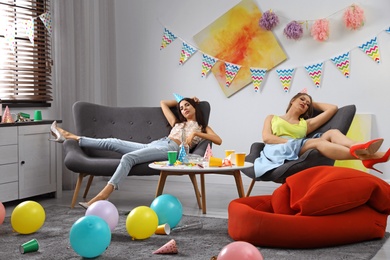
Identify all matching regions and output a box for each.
[191,97,200,103]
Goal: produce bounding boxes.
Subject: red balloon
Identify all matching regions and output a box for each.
[0,202,5,225]
[217,241,263,260]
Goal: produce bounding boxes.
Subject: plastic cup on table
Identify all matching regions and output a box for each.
[33,110,42,121]
[225,150,235,157]
[209,157,222,167]
[235,153,246,166]
[167,151,177,165]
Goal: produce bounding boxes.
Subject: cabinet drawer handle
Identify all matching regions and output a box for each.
[21,161,25,165]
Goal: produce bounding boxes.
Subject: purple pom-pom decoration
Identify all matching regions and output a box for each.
[284,21,304,40]
[259,10,279,31]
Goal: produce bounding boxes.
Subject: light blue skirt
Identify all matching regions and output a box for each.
[254,134,321,178]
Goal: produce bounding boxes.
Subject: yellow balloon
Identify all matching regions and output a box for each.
[126,206,158,240]
[11,201,45,234]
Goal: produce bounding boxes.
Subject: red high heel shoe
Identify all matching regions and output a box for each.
[362,148,390,174]
[350,138,384,158]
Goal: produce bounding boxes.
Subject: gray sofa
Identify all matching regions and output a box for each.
[63,101,211,208]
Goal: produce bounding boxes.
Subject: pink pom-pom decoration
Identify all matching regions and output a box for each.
[311,19,329,42]
[259,10,279,31]
[343,4,365,30]
[284,21,304,40]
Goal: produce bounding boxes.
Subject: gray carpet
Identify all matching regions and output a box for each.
[0,205,388,260]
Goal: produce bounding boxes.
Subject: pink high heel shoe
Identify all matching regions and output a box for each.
[362,148,390,174]
[350,138,384,158]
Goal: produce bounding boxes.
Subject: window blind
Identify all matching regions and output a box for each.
[0,0,52,106]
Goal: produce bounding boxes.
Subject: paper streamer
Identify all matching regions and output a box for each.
[250,68,267,92]
[201,54,217,78]
[358,37,380,64]
[305,62,323,88]
[179,42,197,65]
[160,28,177,50]
[39,12,52,35]
[331,52,350,78]
[225,62,241,87]
[276,68,295,92]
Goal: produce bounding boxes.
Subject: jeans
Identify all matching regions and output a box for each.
[79,136,179,189]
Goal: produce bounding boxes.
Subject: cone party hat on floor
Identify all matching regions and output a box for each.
[153,239,178,254]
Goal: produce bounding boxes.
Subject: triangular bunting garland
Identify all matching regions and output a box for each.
[358,37,380,64]
[160,28,177,50]
[201,54,217,78]
[25,19,34,44]
[250,68,267,92]
[203,143,212,160]
[4,26,16,53]
[225,62,241,87]
[385,27,390,33]
[179,42,197,65]
[304,62,323,88]
[39,12,52,35]
[276,68,295,92]
[331,52,350,78]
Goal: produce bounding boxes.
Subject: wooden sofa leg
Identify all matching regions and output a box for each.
[246,179,256,197]
[83,175,94,198]
[71,173,87,208]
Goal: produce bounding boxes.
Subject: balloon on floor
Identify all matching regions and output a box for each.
[11,201,45,234]
[150,194,182,228]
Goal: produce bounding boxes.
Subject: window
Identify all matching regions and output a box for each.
[0,0,52,107]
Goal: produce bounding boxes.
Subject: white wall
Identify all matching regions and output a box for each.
[114,0,390,181]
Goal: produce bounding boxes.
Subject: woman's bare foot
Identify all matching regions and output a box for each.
[86,184,115,206]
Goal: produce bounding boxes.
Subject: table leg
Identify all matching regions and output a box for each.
[232,170,245,198]
[155,171,168,197]
[188,174,202,209]
[200,174,206,214]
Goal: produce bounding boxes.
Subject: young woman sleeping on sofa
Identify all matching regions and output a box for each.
[50,96,222,209]
[254,92,390,178]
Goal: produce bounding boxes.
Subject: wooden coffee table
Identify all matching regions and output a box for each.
[148,162,253,214]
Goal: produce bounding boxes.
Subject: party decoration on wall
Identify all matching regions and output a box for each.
[160,28,177,50]
[358,37,380,63]
[173,93,184,102]
[193,0,287,97]
[343,4,365,30]
[331,52,350,78]
[311,19,329,42]
[225,62,241,87]
[276,68,295,92]
[25,19,35,44]
[259,9,279,31]
[159,1,390,96]
[284,21,304,40]
[305,62,324,88]
[250,68,267,92]
[179,42,197,65]
[201,54,217,78]
[39,12,52,35]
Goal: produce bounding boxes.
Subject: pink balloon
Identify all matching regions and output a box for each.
[0,202,5,225]
[218,241,263,260]
[85,201,119,232]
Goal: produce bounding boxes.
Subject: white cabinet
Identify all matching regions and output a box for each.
[0,122,61,203]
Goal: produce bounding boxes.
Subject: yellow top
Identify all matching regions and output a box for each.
[271,115,307,139]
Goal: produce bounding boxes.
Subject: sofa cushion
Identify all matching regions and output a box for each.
[271,166,390,216]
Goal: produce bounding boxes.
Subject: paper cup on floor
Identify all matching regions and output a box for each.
[19,239,39,254]
[235,153,246,166]
[155,223,171,235]
[209,157,222,167]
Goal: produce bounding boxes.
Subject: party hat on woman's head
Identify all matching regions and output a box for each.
[173,93,184,102]
[300,88,308,93]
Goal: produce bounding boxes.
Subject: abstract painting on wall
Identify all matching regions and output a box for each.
[193,0,287,97]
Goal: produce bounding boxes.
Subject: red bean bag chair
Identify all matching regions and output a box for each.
[228,166,390,248]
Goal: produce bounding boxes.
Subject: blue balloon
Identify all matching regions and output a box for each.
[150,194,183,228]
[69,215,111,258]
